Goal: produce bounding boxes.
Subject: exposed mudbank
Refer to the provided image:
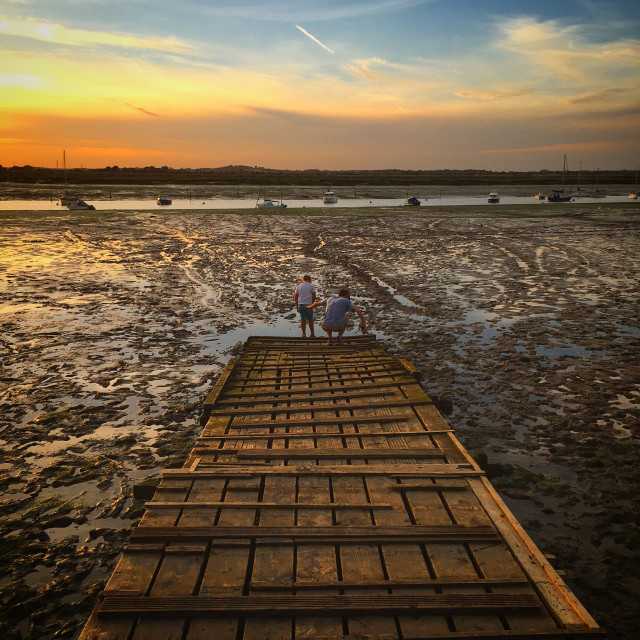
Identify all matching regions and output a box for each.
[1,206,638,639]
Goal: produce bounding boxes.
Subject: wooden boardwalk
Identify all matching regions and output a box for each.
[80,335,604,639]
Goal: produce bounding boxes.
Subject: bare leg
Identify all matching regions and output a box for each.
[336,327,345,344]
[324,329,333,345]
[300,321,307,337]
[309,321,315,337]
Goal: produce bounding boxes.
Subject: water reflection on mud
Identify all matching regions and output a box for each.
[1,206,639,638]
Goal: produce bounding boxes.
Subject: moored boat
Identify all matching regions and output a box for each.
[547,190,572,202]
[256,198,287,209]
[57,152,81,205]
[401,196,421,206]
[58,190,80,206]
[67,199,95,210]
[547,154,573,201]
[157,196,172,205]
[534,192,545,200]
[487,192,500,203]
[323,191,338,204]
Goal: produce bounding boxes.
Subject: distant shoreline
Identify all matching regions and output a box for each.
[1,165,636,187]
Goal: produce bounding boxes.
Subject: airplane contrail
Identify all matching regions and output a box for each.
[295,25,334,55]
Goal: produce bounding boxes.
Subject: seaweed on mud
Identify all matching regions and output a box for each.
[1,206,638,639]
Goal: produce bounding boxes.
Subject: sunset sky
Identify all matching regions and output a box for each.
[1,0,639,170]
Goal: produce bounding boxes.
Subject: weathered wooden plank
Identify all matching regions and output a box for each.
[244,474,296,640]
[209,397,432,416]
[295,472,343,638]
[185,476,260,638]
[174,477,226,527]
[219,414,412,428]
[230,360,400,372]
[195,430,451,442]
[251,577,530,590]
[130,544,207,639]
[130,526,499,544]
[467,476,602,630]
[200,357,239,426]
[160,463,484,478]
[217,388,401,405]
[220,379,416,397]
[99,593,541,618]
[332,474,399,639]
[78,546,162,640]
[235,448,445,460]
[144,501,393,509]
[225,367,414,385]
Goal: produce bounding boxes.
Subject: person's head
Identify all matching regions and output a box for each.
[302,274,311,282]
[338,288,350,298]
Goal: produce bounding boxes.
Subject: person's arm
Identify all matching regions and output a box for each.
[353,305,368,333]
[307,299,322,309]
[294,288,299,306]
[312,290,317,303]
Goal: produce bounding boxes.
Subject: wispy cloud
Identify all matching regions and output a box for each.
[455,88,530,101]
[560,87,633,105]
[0,16,196,54]
[295,25,334,54]
[123,103,160,117]
[497,16,640,84]
[0,72,40,88]
[484,140,628,155]
[200,0,432,23]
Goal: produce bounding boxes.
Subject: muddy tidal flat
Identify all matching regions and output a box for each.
[1,205,639,639]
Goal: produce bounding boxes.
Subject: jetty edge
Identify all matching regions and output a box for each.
[79,334,604,639]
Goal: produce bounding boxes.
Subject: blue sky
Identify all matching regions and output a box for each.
[1,0,639,170]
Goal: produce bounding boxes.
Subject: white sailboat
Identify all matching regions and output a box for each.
[58,151,80,205]
[256,187,287,209]
[547,155,573,202]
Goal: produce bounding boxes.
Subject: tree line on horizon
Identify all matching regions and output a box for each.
[0,164,635,186]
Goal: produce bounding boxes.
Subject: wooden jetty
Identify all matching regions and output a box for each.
[80,335,604,639]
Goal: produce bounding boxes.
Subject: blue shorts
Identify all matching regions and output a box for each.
[298,304,314,322]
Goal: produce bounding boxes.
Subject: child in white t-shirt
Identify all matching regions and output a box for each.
[294,275,317,337]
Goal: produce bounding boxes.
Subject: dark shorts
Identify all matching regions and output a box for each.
[321,322,345,332]
[298,304,314,322]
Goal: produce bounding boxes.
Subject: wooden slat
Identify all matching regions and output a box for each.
[217,414,412,428]
[223,373,417,390]
[226,367,414,384]
[250,577,530,589]
[217,389,401,404]
[98,593,541,617]
[143,501,393,509]
[220,379,415,397]
[196,430,451,441]
[130,525,499,543]
[209,397,431,416]
[235,448,445,459]
[159,463,486,478]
